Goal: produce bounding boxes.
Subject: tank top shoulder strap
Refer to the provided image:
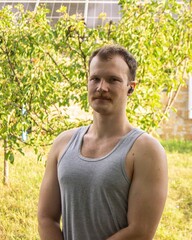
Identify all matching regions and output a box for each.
[58,125,90,165]
[126,128,145,143]
[118,128,145,182]
[119,128,145,154]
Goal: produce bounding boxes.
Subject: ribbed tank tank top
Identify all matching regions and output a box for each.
[58,126,144,240]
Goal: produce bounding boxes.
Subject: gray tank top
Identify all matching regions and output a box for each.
[58,126,144,240]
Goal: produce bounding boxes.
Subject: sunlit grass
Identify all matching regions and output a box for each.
[161,139,192,154]
[155,152,192,240]
[0,142,192,240]
[0,147,46,240]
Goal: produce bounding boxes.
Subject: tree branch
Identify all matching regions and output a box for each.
[46,51,71,84]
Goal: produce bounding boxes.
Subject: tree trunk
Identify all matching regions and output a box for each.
[3,139,9,185]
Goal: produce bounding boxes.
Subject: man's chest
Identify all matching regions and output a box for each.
[80,136,134,180]
[81,136,122,159]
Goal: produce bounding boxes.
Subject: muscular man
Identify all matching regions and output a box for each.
[38,45,168,240]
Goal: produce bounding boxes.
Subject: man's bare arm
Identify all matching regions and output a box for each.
[38,138,64,240]
[107,134,168,240]
[38,129,77,240]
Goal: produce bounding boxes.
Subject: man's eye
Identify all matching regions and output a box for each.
[110,78,118,82]
[91,78,100,82]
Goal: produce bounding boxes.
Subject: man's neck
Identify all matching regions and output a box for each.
[89,112,133,139]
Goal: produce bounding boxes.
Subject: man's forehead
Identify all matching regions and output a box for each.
[89,55,130,73]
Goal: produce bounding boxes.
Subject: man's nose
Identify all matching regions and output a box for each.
[97,79,108,92]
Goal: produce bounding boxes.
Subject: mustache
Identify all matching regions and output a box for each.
[93,94,111,100]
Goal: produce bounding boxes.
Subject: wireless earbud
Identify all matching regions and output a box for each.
[128,86,134,94]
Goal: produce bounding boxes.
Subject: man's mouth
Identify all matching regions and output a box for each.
[94,96,111,101]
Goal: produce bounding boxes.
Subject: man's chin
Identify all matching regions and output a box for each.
[92,106,112,116]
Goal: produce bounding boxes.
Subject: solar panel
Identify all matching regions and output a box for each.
[0,0,121,27]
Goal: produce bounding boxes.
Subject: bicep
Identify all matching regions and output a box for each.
[38,149,61,222]
[127,140,168,238]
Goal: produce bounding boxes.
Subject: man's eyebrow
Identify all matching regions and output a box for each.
[89,74,99,78]
[110,75,120,78]
[109,75,122,80]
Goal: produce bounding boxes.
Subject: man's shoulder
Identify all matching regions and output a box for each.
[130,132,167,182]
[133,132,166,162]
[136,132,163,150]
[54,127,80,144]
[50,127,81,161]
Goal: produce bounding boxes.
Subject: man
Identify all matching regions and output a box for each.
[38,45,168,240]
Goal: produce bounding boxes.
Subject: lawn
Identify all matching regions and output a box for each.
[0,141,192,240]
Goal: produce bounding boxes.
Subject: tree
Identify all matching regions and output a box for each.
[115,0,192,130]
[0,5,76,184]
[0,1,191,184]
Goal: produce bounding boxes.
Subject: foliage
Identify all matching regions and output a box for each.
[161,139,192,153]
[0,6,72,155]
[117,0,192,130]
[0,0,191,170]
[0,145,192,239]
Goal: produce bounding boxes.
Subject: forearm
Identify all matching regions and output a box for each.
[38,218,64,240]
[106,225,152,240]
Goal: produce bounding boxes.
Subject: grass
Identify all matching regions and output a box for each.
[155,152,192,239]
[0,147,45,240]
[0,141,192,240]
[161,140,192,154]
